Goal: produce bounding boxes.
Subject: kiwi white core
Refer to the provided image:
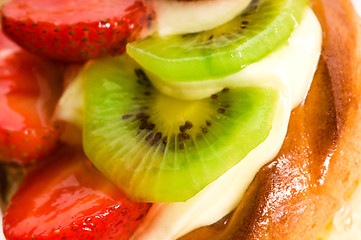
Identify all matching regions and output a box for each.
[131,8,322,240]
[150,93,212,135]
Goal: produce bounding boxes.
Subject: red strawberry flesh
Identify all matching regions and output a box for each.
[3,0,147,25]
[0,31,63,164]
[3,148,152,240]
[1,0,154,62]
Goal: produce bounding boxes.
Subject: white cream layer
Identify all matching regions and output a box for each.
[131,8,322,240]
[153,0,252,36]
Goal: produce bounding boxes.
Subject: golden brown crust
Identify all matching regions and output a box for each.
[180,0,361,239]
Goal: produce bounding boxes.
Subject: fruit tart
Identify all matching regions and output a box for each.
[0,0,361,239]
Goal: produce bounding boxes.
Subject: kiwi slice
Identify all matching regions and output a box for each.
[83,56,279,202]
[126,0,307,82]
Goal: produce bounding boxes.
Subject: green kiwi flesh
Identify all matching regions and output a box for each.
[83,56,279,202]
[126,0,307,82]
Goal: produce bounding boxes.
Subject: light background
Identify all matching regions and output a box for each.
[353,0,361,14]
[0,1,361,240]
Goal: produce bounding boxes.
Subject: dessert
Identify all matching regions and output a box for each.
[0,0,360,239]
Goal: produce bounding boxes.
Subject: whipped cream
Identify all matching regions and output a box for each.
[154,0,252,36]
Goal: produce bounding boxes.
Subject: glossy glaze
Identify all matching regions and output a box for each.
[0,31,63,164]
[3,148,152,239]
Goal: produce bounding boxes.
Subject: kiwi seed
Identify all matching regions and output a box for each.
[211,94,218,100]
[185,121,193,129]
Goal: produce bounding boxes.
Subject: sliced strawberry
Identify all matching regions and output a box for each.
[1,0,154,62]
[3,147,152,240]
[0,31,64,164]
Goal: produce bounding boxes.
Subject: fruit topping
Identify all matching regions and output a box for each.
[83,56,279,202]
[0,31,63,165]
[1,0,154,62]
[127,0,307,82]
[2,147,151,240]
[147,8,322,101]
